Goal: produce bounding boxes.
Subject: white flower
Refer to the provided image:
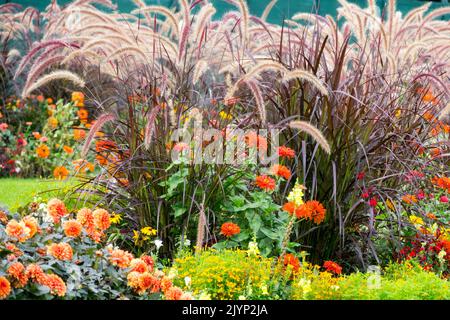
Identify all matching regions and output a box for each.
[238,295,247,300]
[184,276,191,287]
[184,239,191,247]
[247,241,260,256]
[438,249,447,260]
[168,267,178,279]
[154,239,163,250]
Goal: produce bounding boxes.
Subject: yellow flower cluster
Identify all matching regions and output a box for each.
[287,182,306,206]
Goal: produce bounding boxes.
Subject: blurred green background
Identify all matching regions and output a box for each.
[3,0,449,22]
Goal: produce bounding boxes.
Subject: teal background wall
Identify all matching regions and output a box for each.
[3,0,449,23]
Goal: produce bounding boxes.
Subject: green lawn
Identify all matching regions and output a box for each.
[0,178,77,211]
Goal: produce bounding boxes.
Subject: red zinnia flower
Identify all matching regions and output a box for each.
[255,175,276,192]
[323,260,342,275]
[271,164,291,180]
[220,222,240,237]
[278,146,295,159]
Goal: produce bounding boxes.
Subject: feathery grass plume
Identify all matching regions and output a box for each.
[62,50,101,65]
[246,79,266,125]
[24,55,66,90]
[195,201,207,253]
[283,70,329,96]
[236,0,249,46]
[106,46,149,62]
[289,121,331,154]
[387,0,396,47]
[226,61,286,99]
[438,103,450,121]
[261,0,277,21]
[131,6,179,36]
[144,106,161,150]
[177,0,190,62]
[192,3,216,42]
[22,70,85,98]
[192,60,208,84]
[14,40,76,79]
[82,113,116,157]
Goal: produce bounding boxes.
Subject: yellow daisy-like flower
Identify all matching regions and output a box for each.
[141,226,157,236]
[409,215,424,226]
[110,213,123,224]
[219,111,233,121]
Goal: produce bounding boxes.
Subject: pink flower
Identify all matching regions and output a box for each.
[417,190,425,200]
[17,138,27,147]
[0,123,8,132]
[173,142,189,152]
[40,136,48,143]
[440,195,449,203]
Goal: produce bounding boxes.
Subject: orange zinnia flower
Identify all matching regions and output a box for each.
[282,202,296,215]
[323,260,342,275]
[255,175,276,191]
[432,176,450,193]
[53,166,69,180]
[47,243,73,261]
[47,198,68,224]
[73,129,86,141]
[63,145,74,154]
[36,144,50,158]
[220,222,241,237]
[77,108,89,120]
[402,194,418,205]
[63,220,82,238]
[305,200,326,224]
[271,164,291,179]
[93,209,111,231]
[278,146,295,159]
[294,204,312,220]
[0,276,11,300]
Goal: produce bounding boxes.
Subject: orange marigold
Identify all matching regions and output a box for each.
[271,164,291,180]
[0,276,11,300]
[255,175,276,191]
[306,200,326,224]
[323,260,342,275]
[93,209,111,231]
[220,222,241,237]
[47,243,73,261]
[5,219,30,242]
[47,198,68,224]
[53,166,69,180]
[36,144,50,158]
[63,220,82,238]
[109,248,133,268]
[278,146,295,159]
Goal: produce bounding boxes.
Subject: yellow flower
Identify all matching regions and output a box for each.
[409,215,424,226]
[133,230,140,245]
[47,116,58,129]
[219,111,233,121]
[110,213,122,224]
[141,226,157,236]
[287,181,306,206]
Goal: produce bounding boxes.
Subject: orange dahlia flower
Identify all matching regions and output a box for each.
[47,198,68,224]
[0,276,11,300]
[109,248,133,268]
[76,208,94,227]
[93,209,111,231]
[25,264,46,284]
[5,219,30,242]
[63,220,82,238]
[47,243,73,261]
[22,216,38,239]
[7,262,28,288]
[165,286,184,300]
[43,274,66,297]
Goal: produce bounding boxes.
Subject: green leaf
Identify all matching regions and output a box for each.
[173,205,187,218]
[232,231,250,242]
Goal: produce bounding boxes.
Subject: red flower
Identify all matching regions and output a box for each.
[323,260,342,275]
[277,146,295,159]
[369,197,377,207]
[283,253,300,272]
[440,195,449,203]
[255,175,276,192]
[357,172,365,180]
[361,191,370,199]
[271,164,291,180]
[220,222,240,237]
